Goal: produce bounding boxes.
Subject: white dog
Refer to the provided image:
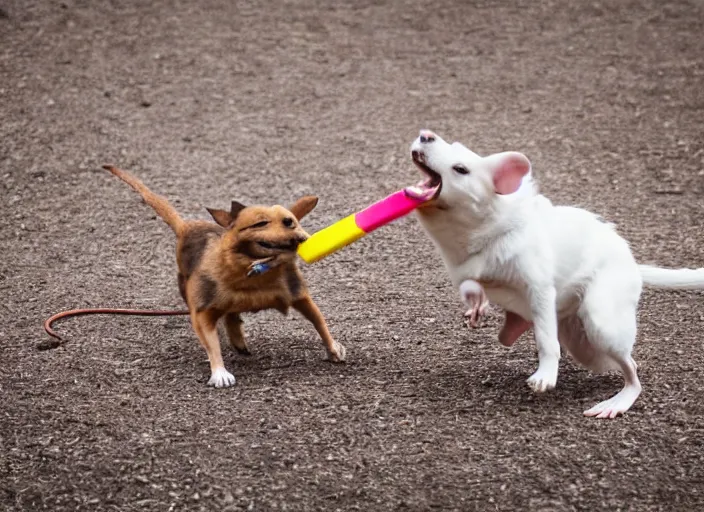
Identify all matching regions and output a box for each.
[406,129,704,418]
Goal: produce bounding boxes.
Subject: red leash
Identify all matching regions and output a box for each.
[40,307,190,350]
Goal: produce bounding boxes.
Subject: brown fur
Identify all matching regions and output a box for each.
[103,165,346,387]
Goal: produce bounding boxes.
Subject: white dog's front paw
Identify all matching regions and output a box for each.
[459,280,489,327]
[208,368,236,388]
[463,303,489,328]
[527,368,557,393]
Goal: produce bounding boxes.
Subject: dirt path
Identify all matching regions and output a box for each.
[1,0,703,510]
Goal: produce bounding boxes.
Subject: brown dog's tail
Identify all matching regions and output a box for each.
[103,165,185,235]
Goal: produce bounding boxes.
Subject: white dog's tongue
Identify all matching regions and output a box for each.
[404,178,440,201]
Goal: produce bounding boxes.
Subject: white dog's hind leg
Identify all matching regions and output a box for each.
[578,269,642,418]
[526,286,561,392]
[584,355,641,419]
[499,311,532,347]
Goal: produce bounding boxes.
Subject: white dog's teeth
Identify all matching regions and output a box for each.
[404,186,425,200]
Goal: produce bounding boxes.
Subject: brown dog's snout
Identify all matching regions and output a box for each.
[278,236,306,252]
[292,229,311,246]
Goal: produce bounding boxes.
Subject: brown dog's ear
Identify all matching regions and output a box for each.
[230,201,247,219]
[289,196,318,220]
[206,208,234,227]
[206,201,247,228]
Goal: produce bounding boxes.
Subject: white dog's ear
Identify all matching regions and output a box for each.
[484,152,531,195]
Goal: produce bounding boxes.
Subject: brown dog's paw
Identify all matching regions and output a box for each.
[235,346,252,356]
[328,341,347,363]
[207,368,237,388]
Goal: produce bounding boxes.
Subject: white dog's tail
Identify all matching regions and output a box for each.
[639,265,704,290]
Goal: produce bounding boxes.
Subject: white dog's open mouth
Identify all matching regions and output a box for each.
[405,150,442,201]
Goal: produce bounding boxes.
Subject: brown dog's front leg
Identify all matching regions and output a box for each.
[191,309,235,387]
[224,312,250,355]
[292,296,346,362]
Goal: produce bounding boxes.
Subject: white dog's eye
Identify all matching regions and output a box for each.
[452,164,470,175]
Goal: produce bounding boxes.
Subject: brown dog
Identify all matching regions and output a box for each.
[103,165,346,387]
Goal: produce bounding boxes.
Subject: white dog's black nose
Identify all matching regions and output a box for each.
[419,130,436,143]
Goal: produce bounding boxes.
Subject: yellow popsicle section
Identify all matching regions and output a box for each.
[297,214,366,264]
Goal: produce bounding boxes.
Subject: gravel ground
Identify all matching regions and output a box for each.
[1,0,703,510]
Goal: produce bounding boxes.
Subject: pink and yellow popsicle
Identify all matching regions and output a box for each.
[297,185,436,264]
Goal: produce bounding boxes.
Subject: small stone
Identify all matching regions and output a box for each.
[140,100,152,108]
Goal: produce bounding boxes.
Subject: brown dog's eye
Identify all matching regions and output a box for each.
[452,164,469,175]
[283,217,294,228]
[247,220,270,229]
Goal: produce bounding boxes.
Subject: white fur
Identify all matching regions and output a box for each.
[410,130,704,418]
[208,367,236,388]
